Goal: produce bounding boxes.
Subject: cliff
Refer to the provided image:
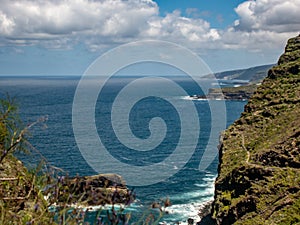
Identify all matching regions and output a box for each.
[212,35,300,224]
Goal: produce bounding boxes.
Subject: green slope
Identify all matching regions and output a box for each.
[212,35,300,224]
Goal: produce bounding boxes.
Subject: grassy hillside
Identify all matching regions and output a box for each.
[212,35,300,224]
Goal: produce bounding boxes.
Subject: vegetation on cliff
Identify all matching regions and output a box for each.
[212,35,300,224]
[0,97,56,224]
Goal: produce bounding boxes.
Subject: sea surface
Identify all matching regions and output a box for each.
[0,76,247,224]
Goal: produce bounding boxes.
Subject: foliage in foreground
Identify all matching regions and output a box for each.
[0,96,170,224]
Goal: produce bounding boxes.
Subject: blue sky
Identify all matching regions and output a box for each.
[0,0,299,75]
[154,0,245,28]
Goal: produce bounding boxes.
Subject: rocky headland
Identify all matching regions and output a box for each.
[192,62,274,101]
[190,84,258,100]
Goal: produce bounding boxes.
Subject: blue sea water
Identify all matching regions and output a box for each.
[0,76,247,224]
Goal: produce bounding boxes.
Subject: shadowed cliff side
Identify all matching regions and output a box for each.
[212,35,300,224]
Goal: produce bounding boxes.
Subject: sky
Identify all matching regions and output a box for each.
[0,0,299,75]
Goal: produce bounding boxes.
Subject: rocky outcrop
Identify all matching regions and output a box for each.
[45,173,134,206]
[209,84,258,100]
[211,35,300,224]
[190,84,259,100]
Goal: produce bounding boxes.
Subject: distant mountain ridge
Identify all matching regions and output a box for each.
[205,64,275,83]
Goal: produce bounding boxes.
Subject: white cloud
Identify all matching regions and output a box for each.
[0,0,158,47]
[221,29,297,50]
[143,10,219,42]
[0,11,15,35]
[217,0,300,52]
[0,0,299,52]
[234,0,300,32]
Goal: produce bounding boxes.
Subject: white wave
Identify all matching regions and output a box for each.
[157,174,216,224]
[161,198,214,225]
[181,96,228,101]
[205,173,216,177]
[180,96,194,100]
[165,203,202,224]
[48,201,142,213]
[202,176,216,182]
[181,96,207,101]
[171,188,213,201]
[194,183,208,188]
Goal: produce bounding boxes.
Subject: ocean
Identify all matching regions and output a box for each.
[0,76,247,224]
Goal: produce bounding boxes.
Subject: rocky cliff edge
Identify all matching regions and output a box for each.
[212,35,300,224]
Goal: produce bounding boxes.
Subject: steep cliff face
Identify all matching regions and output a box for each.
[212,35,300,224]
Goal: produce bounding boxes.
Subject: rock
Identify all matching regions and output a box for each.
[196,215,216,225]
[45,173,134,206]
[187,218,194,225]
[198,200,213,218]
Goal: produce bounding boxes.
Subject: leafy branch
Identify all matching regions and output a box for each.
[0,96,48,163]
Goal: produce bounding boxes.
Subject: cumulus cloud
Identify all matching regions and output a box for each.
[0,0,299,52]
[0,0,158,48]
[234,0,300,32]
[217,0,300,51]
[143,10,220,42]
[221,29,297,51]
